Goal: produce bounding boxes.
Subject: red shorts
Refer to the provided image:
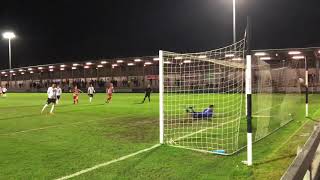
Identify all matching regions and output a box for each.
[73,95,78,100]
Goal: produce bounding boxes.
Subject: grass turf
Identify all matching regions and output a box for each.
[0,93,319,179]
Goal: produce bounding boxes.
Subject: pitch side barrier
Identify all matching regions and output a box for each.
[281,123,320,180]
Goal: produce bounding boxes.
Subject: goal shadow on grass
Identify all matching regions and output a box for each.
[253,154,296,166]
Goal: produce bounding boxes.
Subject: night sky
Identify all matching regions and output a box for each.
[0,0,320,69]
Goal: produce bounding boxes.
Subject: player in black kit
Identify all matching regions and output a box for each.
[141,84,152,103]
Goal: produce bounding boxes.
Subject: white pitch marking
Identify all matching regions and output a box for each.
[55,144,161,180]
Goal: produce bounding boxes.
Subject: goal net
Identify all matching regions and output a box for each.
[160,39,246,155]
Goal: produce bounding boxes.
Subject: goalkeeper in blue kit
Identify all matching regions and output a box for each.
[186,105,214,118]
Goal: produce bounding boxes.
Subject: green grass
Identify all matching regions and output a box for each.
[0,93,319,179]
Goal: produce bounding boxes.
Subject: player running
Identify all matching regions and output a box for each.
[87,84,95,103]
[141,84,152,103]
[41,84,57,114]
[56,85,62,104]
[1,86,7,97]
[186,105,214,119]
[72,86,82,104]
[106,83,114,103]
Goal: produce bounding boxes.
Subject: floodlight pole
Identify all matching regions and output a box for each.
[159,50,164,144]
[233,0,236,43]
[305,57,309,117]
[245,16,253,166]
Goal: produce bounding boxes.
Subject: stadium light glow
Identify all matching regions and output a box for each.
[4,74,8,77]
[9,70,14,73]
[2,32,16,39]
[38,67,43,70]
[117,60,124,63]
[225,54,235,58]
[73,63,79,66]
[153,58,160,61]
[292,55,305,60]
[112,64,118,67]
[86,62,92,65]
[97,65,103,68]
[60,68,65,71]
[288,51,301,55]
[164,61,172,64]
[254,52,267,56]
[1,72,6,74]
[260,57,272,60]
[183,60,192,63]
[18,69,23,72]
[84,66,90,69]
[232,58,243,61]
[30,71,34,74]
[127,63,135,66]
[72,67,77,70]
[174,56,183,60]
[198,55,207,59]
[318,50,320,54]
[12,73,16,76]
[60,64,66,67]
[28,68,33,71]
[49,69,54,72]
[134,59,142,62]
[49,66,54,69]
[144,62,152,65]
[21,72,25,75]
[101,61,107,64]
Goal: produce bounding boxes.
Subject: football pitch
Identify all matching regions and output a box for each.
[0,93,319,179]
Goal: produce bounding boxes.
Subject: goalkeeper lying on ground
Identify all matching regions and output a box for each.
[186,105,214,118]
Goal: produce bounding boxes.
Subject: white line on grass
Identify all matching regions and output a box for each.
[0,114,138,136]
[55,144,161,180]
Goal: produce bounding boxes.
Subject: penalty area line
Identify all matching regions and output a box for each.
[55,144,161,180]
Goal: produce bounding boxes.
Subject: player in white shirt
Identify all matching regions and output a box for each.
[41,84,57,114]
[1,86,7,97]
[87,84,95,103]
[56,85,62,104]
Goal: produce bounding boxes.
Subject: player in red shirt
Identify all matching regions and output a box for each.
[72,86,82,104]
[106,83,114,103]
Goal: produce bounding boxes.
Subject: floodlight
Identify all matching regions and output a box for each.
[260,57,272,60]
[60,64,66,67]
[73,63,79,66]
[21,72,25,75]
[60,68,65,71]
[2,32,15,39]
[38,67,43,70]
[49,66,54,69]
[183,60,192,63]
[49,69,54,72]
[127,63,135,66]
[232,58,243,61]
[30,71,34,74]
[72,67,77,70]
[164,61,172,64]
[144,62,152,65]
[134,59,142,62]
[9,70,14,73]
[225,54,235,58]
[174,56,183,60]
[292,55,305,60]
[18,69,23,72]
[198,55,207,59]
[112,64,118,66]
[28,68,33,71]
[254,52,267,56]
[101,61,107,64]
[288,51,301,55]
[1,72,6,74]
[117,60,124,63]
[86,62,92,65]
[84,66,90,69]
[97,65,103,68]
[153,58,160,61]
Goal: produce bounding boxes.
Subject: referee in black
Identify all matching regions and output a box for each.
[142,84,152,103]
